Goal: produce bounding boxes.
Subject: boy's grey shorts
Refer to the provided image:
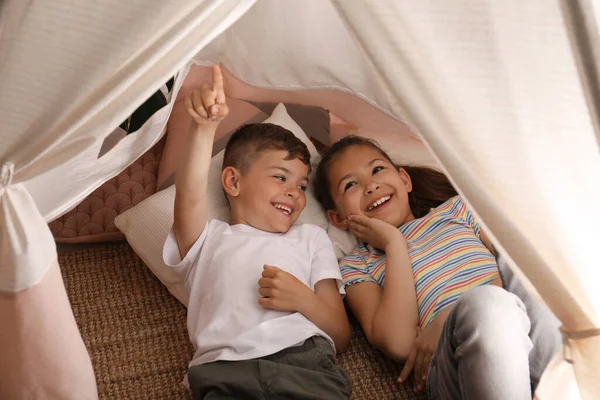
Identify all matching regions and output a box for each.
[188,336,352,399]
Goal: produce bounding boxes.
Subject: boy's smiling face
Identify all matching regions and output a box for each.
[224,149,309,233]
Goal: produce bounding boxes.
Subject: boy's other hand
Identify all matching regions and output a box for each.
[346,214,406,251]
[258,265,315,313]
[185,64,230,126]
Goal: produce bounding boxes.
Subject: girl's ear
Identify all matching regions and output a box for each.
[327,209,348,231]
[398,167,413,193]
[222,166,241,197]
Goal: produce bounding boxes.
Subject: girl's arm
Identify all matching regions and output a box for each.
[345,245,418,361]
[345,215,419,361]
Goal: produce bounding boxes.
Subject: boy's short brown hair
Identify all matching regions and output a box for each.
[222,123,311,174]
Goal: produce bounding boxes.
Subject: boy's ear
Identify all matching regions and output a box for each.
[398,167,413,193]
[222,166,241,197]
[327,209,348,231]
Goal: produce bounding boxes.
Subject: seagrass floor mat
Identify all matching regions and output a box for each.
[59,242,426,400]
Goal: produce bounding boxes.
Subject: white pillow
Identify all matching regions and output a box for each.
[115,103,326,306]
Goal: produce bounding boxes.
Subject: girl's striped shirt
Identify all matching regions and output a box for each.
[339,195,499,327]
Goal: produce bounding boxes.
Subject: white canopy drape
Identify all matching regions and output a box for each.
[0,1,255,398]
[194,1,600,397]
[329,2,600,398]
[1,0,598,398]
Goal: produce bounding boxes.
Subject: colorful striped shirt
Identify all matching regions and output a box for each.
[339,196,499,327]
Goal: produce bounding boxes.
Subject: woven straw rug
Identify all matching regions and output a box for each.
[59,243,427,400]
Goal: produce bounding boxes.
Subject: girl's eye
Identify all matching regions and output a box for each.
[274,175,286,182]
[343,181,356,192]
[372,166,384,175]
[298,185,307,192]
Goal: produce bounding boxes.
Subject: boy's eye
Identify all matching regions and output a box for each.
[372,166,384,175]
[274,175,286,182]
[343,181,356,192]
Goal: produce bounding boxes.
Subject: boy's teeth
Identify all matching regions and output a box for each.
[275,204,292,214]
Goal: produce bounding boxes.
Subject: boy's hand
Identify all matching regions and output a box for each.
[258,265,315,313]
[347,214,405,251]
[184,65,230,126]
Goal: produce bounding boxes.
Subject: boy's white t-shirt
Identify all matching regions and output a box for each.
[163,219,344,369]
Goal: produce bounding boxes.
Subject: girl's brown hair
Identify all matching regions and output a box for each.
[314,136,458,219]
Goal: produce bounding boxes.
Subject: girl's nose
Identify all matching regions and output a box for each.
[365,182,380,195]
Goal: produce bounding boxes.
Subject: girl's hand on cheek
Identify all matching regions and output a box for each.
[347,214,406,251]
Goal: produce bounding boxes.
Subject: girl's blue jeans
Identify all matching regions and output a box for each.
[426,254,562,400]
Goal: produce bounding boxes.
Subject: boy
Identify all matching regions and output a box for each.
[162,65,352,399]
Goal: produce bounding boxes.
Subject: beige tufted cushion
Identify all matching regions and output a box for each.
[49,139,164,243]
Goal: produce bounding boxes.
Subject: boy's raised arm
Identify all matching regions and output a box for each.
[174,65,229,259]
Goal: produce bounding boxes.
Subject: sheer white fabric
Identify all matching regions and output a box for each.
[0,0,256,289]
[0,1,255,398]
[329,2,599,398]
[1,0,599,398]
[194,1,600,398]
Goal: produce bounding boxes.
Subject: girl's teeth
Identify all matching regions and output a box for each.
[369,196,390,211]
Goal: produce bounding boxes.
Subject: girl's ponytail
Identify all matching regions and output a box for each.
[402,166,457,219]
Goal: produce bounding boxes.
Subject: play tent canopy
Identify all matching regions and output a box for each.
[1,1,599,399]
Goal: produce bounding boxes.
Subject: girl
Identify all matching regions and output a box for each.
[314,136,561,400]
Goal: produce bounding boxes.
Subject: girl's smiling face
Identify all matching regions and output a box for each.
[326,145,415,230]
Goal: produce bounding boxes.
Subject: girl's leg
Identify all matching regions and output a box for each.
[427,285,533,400]
[496,254,562,390]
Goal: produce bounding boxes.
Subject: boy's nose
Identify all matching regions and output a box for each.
[285,187,299,199]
